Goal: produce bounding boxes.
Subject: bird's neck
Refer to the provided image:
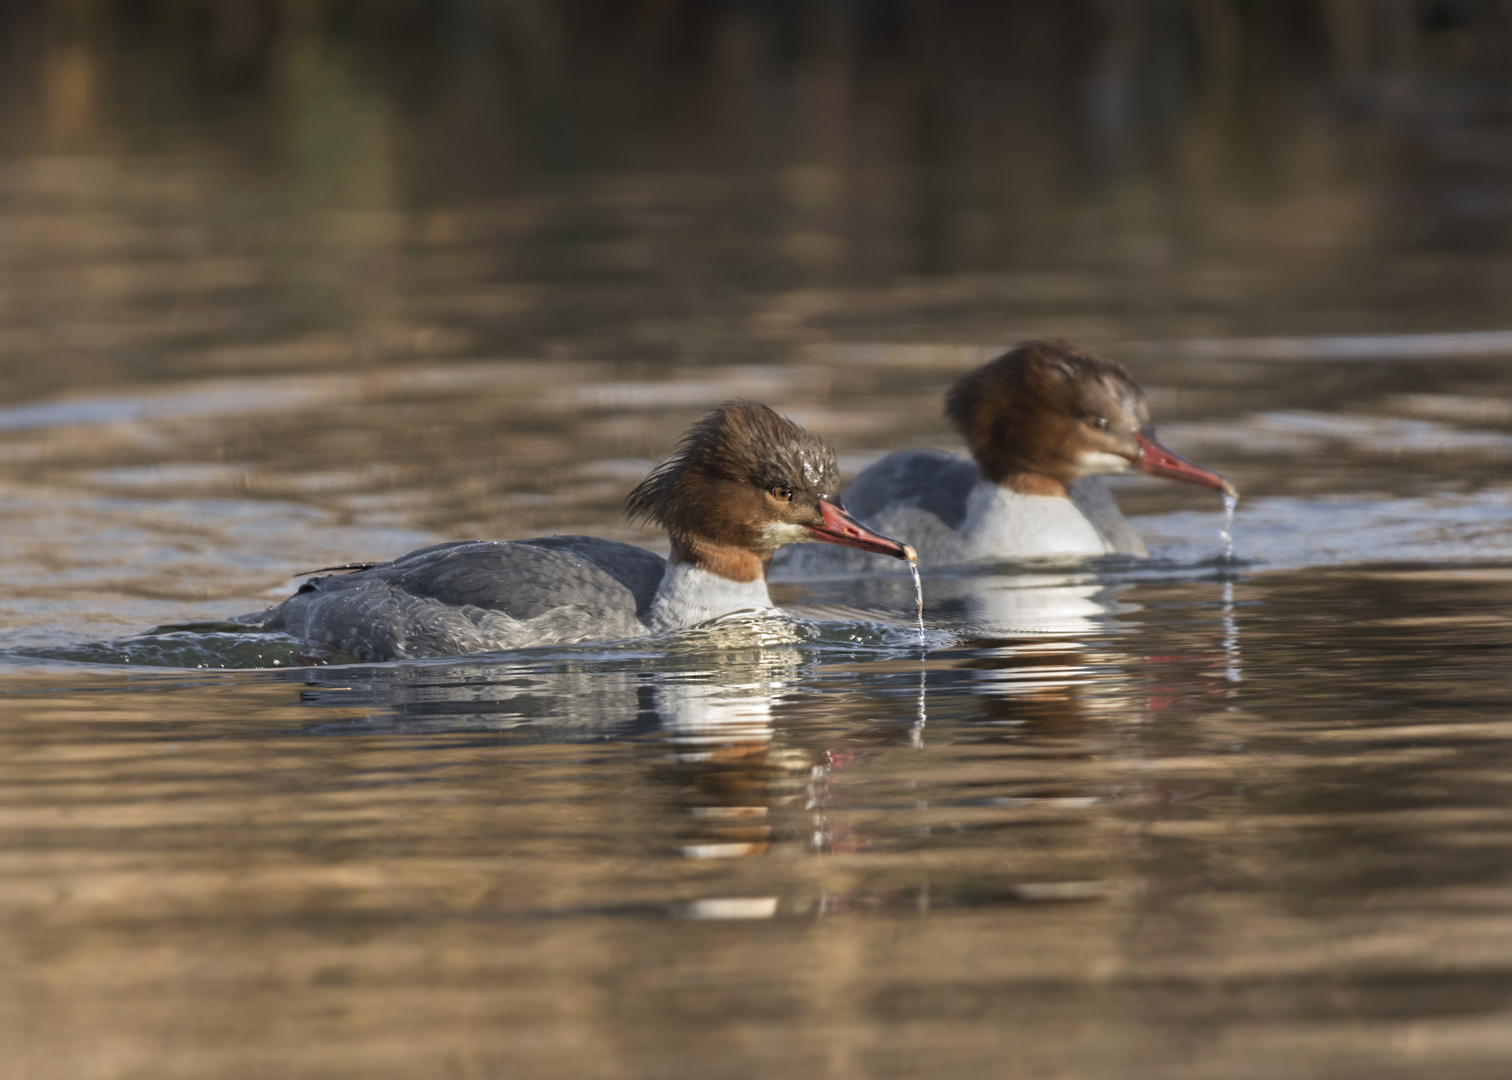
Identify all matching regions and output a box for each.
[997,470,1071,498]
[668,535,768,583]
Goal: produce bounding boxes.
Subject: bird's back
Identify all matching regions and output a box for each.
[773,446,1146,575]
[238,537,667,660]
[840,447,980,528]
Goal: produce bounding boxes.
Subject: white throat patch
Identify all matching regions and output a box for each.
[762,521,817,546]
[1075,450,1134,478]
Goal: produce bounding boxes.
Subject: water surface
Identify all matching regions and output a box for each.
[8,3,1512,1077]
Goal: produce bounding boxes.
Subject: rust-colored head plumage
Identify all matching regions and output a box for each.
[944,339,1148,491]
[624,401,845,579]
[625,401,917,578]
[627,401,839,530]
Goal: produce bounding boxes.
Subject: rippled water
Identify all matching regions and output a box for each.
[8,353,1512,1078]
[10,3,1512,1076]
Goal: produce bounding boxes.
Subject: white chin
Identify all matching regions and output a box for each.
[1075,451,1133,477]
[762,521,819,546]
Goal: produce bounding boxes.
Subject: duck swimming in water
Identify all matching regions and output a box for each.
[776,339,1234,575]
[232,401,914,660]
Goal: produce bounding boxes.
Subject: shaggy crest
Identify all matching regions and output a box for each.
[626,400,840,533]
[945,339,1143,439]
[939,339,1150,488]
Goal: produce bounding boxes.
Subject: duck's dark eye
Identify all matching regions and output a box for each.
[1088,416,1109,431]
[770,485,794,502]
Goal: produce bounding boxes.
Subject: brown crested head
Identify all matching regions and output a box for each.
[944,339,1149,496]
[626,401,840,579]
[626,400,914,581]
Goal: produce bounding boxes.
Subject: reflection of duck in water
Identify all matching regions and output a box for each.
[655,659,796,861]
[776,563,1128,637]
[934,571,1128,637]
[230,402,913,660]
[654,648,922,866]
[947,638,1134,735]
[778,340,1234,575]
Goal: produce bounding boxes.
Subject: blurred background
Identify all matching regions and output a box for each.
[9,0,1512,376]
[4,0,1512,622]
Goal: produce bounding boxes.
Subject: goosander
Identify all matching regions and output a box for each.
[232,401,914,661]
[777,339,1234,574]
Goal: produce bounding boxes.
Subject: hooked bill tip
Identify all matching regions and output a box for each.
[903,544,918,564]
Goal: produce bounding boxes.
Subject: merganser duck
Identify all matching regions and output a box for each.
[777,339,1234,574]
[231,401,914,661]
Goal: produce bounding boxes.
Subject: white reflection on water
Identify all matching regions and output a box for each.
[659,674,782,861]
[958,638,1138,733]
[671,897,778,920]
[1161,409,1512,458]
[1128,328,1512,362]
[957,573,1122,637]
[658,671,784,764]
[1221,493,1242,685]
[1138,489,1512,570]
[1222,580,1242,685]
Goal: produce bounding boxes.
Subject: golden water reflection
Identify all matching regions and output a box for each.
[8,568,1512,1076]
[8,3,1512,1075]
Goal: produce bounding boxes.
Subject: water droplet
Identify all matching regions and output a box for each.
[908,560,928,746]
[908,560,925,646]
[1222,578,1241,684]
[1221,490,1239,562]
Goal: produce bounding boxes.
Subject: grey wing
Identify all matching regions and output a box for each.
[841,449,979,529]
[512,535,667,617]
[389,537,665,622]
[241,538,667,660]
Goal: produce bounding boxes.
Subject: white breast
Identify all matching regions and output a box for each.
[960,481,1111,560]
[648,562,776,632]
